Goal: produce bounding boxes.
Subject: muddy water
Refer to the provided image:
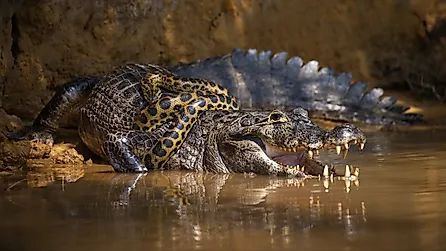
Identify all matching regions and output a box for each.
[1,129,446,251]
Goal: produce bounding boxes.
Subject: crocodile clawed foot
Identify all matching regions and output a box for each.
[8,126,55,146]
[285,165,307,178]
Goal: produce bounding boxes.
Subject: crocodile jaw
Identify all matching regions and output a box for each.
[263,141,307,167]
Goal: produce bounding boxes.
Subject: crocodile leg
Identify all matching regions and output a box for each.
[103,130,154,172]
[102,121,176,172]
[8,77,99,144]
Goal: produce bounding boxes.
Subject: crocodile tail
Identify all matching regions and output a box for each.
[169,48,422,125]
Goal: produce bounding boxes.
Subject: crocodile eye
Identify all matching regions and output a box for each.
[270,113,281,121]
[268,110,289,123]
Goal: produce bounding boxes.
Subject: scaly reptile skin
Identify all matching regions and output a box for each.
[170,48,423,124]
[12,46,432,176]
[135,64,239,169]
[8,62,366,177]
[163,108,365,177]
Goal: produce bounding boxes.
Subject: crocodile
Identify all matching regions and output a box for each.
[9,48,409,177]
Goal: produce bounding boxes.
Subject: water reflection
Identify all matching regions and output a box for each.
[0,168,367,250]
[1,129,446,251]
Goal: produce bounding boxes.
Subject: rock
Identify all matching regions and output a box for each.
[48,143,84,165]
[0,140,30,168]
[85,158,93,166]
[1,140,84,172]
[0,108,23,142]
[28,141,52,159]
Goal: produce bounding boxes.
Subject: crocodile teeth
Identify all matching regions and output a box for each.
[276,161,302,172]
[354,168,360,177]
[308,150,314,159]
[336,145,341,155]
[359,143,365,151]
[315,150,320,156]
[323,165,329,177]
[271,144,305,153]
[344,165,351,177]
[345,180,351,193]
[344,143,349,150]
[353,140,358,144]
[301,166,305,173]
[323,179,330,190]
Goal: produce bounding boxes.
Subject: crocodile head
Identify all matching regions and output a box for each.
[182,108,366,178]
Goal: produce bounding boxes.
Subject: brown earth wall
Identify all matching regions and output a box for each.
[0,0,445,131]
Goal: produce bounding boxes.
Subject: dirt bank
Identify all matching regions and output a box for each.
[0,0,445,132]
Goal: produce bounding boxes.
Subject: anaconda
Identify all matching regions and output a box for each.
[133,64,239,169]
[9,48,419,177]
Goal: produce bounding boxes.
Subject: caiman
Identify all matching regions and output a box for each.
[8,49,420,178]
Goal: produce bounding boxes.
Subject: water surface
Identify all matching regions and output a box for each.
[1,129,446,251]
